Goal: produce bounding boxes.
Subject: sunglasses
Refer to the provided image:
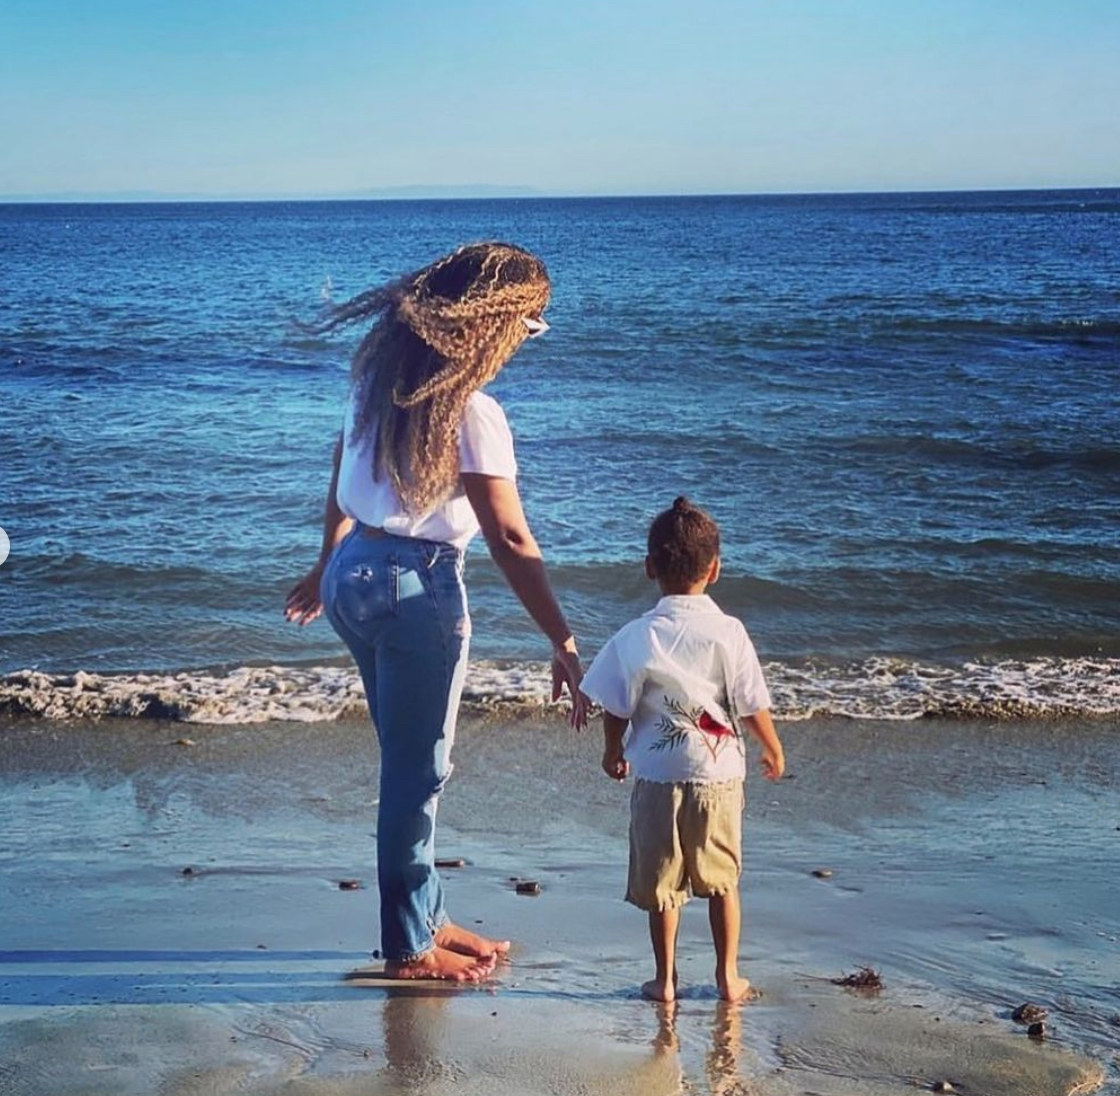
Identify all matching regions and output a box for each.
[523,316,550,338]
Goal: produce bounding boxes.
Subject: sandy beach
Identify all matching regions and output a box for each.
[1,710,1116,1095]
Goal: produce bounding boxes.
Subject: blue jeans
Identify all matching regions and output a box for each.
[321,525,470,961]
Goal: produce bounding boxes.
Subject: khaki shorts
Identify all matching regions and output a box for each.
[626,778,744,912]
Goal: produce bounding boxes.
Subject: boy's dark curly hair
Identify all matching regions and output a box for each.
[647,497,720,586]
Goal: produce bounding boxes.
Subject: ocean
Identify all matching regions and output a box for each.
[2,191,1119,721]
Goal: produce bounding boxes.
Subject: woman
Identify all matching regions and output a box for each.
[285,242,586,983]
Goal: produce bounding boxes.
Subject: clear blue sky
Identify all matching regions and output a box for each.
[2,0,1117,198]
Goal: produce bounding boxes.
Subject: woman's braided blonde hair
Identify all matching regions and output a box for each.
[315,242,551,514]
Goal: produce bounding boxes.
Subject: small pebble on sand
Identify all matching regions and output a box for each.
[1012,1002,1048,1024]
[515,880,542,896]
[1028,1021,1046,1039]
[811,868,834,879]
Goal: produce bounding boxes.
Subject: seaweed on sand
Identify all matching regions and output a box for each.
[831,966,884,990]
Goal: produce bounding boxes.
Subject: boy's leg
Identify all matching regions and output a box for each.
[644,906,681,1003]
[628,780,689,1001]
[708,890,752,1003]
[683,780,752,1002]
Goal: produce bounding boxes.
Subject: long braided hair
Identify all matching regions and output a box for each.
[314,242,551,514]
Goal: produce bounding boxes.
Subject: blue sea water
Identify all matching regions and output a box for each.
[1,191,1119,718]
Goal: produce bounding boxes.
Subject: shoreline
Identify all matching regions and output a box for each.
[3,652,1120,724]
[1,712,1117,1094]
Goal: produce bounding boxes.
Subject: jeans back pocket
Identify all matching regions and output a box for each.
[334,554,398,631]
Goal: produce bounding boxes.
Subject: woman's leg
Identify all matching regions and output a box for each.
[372,623,464,963]
[372,544,500,975]
[323,535,490,981]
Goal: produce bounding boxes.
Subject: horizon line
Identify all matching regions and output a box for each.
[1,182,1118,206]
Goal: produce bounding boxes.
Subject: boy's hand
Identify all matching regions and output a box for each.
[602,745,630,782]
[742,711,784,782]
[760,744,785,782]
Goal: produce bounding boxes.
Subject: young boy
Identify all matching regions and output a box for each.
[579,497,784,1004]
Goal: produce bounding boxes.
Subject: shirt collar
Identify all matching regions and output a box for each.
[650,594,720,615]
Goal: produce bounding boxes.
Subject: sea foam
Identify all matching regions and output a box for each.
[2,656,1118,725]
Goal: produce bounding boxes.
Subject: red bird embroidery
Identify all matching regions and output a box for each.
[698,711,733,738]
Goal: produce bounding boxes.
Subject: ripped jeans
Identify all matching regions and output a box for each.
[321,525,470,962]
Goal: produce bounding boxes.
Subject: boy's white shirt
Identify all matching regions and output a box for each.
[581,594,772,783]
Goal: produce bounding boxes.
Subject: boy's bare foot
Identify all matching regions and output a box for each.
[641,978,676,1003]
[717,974,753,1003]
[434,922,511,960]
[384,946,496,983]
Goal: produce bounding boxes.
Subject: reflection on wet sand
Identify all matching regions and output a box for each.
[708,1002,756,1096]
[380,990,453,1092]
[652,999,756,1095]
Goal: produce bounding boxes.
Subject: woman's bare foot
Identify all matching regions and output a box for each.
[434,922,511,960]
[717,974,753,1003]
[641,978,676,1003]
[384,946,496,983]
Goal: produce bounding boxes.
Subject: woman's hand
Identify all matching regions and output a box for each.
[286,435,350,628]
[285,562,326,626]
[551,646,589,729]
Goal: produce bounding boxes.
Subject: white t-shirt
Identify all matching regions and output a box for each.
[580,595,772,783]
[336,388,517,549]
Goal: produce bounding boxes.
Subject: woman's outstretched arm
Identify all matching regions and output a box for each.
[284,432,353,626]
[463,472,588,727]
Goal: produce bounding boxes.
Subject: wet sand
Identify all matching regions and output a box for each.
[0,712,1116,1095]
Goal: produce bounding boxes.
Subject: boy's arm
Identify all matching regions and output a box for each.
[601,711,631,782]
[741,709,784,781]
[581,630,639,781]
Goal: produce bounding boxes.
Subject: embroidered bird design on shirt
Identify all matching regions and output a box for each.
[651,696,741,762]
[697,710,734,738]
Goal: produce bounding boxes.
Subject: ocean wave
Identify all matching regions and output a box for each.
[889,316,1120,342]
[768,656,1120,721]
[1,552,272,608]
[820,434,1120,473]
[892,197,1120,216]
[2,656,1118,725]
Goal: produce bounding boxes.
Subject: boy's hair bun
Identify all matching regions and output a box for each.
[648,497,720,586]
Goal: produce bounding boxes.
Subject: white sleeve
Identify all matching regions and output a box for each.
[341,387,361,450]
[729,624,772,717]
[580,633,642,719]
[459,393,517,479]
